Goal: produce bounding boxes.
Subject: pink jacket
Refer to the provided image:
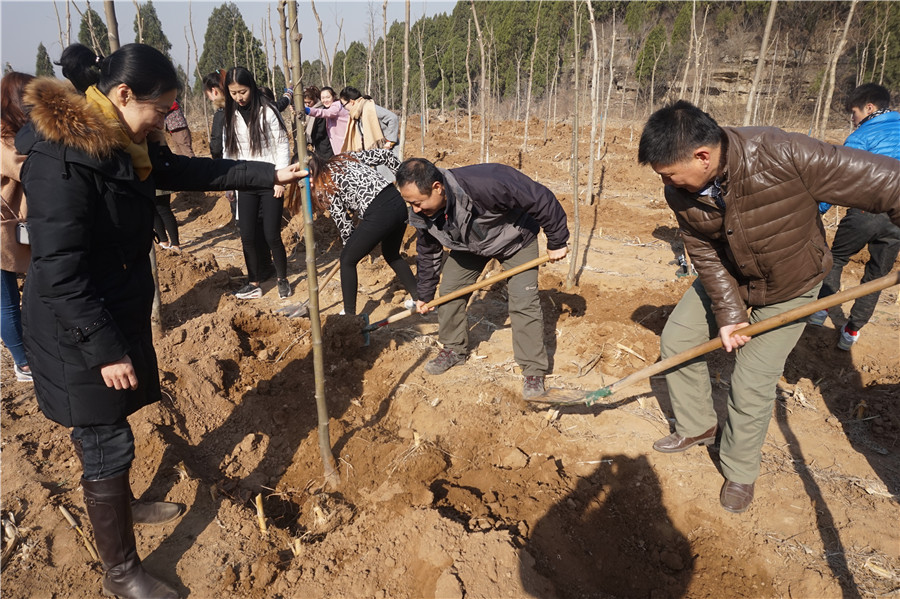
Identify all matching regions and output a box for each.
[307,102,350,156]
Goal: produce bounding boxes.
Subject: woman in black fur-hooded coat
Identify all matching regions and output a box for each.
[16,42,301,599]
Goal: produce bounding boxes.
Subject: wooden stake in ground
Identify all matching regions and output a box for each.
[58,505,99,561]
[287,0,339,492]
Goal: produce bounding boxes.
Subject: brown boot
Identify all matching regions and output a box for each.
[82,474,180,599]
[73,439,185,526]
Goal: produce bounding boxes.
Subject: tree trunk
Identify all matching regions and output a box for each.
[416,23,426,154]
[818,0,857,139]
[522,0,542,152]
[398,0,410,159]
[382,1,389,104]
[466,19,473,142]
[287,0,338,491]
[599,10,616,154]
[743,0,778,126]
[690,4,708,106]
[566,0,579,291]
[103,1,119,52]
[278,2,290,93]
[132,0,143,42]
[310,0,332,85]
[267,8,279,89]
[54,1,66,51]
[649,38,666,116]
[586,0,600,204]
[470,1,487,163]
[677,0,696,100]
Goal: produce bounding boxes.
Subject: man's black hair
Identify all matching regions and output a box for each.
[638,100,724,166]
[395,157,444,194]
[845,83,891,112]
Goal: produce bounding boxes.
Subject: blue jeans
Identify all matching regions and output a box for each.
[1,269,27,367]
[71,422,135,480]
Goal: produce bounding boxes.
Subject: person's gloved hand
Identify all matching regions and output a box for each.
[304,105,310,115]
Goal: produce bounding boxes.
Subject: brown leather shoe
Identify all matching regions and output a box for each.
[652,425,717,453]
[720,480,754,513]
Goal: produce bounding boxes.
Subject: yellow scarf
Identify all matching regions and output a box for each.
[342,99,386,152]
[85,85,152,181]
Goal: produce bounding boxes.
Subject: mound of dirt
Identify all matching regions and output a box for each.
[2,117,898,599]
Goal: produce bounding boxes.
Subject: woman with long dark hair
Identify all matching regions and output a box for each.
[222,66,292,299]
[1,71,35,382]
[300,149,417,315]
[17,43,303,598]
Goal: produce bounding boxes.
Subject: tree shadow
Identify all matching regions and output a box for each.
[773,398,862,599]
[575,200,601,287]
[521,455,694,599]
[792,324,900,497]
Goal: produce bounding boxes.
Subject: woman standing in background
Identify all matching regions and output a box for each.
[223,66,292,299]
[1,71,34,383]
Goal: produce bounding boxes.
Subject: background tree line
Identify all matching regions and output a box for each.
[41,0,899,131]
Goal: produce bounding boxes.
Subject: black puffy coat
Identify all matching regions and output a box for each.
[16,78,277,428]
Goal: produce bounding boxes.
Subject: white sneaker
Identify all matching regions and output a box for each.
[14,364,33,383]
[837,324,859,351]
[807,310,827,326]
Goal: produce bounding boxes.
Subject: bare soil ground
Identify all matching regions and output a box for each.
[2,116,899,599]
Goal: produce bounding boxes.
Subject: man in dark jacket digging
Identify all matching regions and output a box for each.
[638,100,900,514]
[395,158,569,399]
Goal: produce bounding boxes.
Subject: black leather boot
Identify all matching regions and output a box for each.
[82,474,179,599]
[73,439,185,526]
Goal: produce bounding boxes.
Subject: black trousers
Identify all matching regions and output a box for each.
[819,209,900,330]
[340,186,417,314]
[238,189,287,282]
[153,194,179,246]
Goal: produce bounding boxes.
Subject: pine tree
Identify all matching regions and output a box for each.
[78,7,110,56]
[196,3,268,93]
[36,43,55,77]
[135,0,172,59]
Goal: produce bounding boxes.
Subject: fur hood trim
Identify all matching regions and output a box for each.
[23,77,126,159]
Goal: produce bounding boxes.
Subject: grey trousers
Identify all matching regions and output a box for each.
[437,239,548,376]
[660,279,820,484]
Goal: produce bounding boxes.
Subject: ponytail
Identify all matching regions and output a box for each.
[56,42,179,99]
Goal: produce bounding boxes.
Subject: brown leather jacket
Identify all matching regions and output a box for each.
[666,126,900,328]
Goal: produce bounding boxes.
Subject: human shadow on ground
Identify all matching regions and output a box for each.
[521,455,693,599]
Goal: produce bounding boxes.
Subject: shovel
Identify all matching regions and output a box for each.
[527,270,900,406]
[361,254,552,339]
[277,261,341,318]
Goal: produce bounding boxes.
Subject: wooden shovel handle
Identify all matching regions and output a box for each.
[365,253,552,331]
[607,270,900,395]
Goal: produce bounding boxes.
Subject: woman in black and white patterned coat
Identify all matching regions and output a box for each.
[304,148,418,315]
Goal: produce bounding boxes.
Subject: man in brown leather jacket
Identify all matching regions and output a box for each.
[637,100,900,514]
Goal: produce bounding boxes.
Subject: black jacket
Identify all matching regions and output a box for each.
[210,107,225,159]
[17,78,277,427]
[409,164,569,302]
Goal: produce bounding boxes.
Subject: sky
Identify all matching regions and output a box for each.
[1,0,456,82]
